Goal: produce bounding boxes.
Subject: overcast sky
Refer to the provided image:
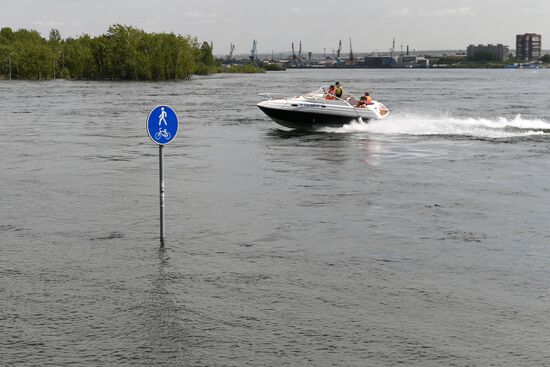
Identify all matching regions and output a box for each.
[2,0,548,55]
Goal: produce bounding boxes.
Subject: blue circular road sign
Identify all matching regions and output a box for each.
[147,105,179,145]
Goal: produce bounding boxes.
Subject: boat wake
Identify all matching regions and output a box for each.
[320,113,550,139]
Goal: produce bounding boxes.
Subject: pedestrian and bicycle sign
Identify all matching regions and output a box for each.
[146,104,180,246]
[146,105,179,145]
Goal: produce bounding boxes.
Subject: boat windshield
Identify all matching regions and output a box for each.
[303,87,326,98]
[303,86,358,106]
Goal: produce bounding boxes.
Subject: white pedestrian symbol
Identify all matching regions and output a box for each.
[158,107,167,126]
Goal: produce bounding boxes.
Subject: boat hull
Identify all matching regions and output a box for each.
[257,105,358,129]
[257,95,389,130]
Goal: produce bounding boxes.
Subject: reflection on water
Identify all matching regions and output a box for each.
[266,128,382,166]
[141,246,190,364]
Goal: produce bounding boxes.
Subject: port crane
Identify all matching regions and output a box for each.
[228,43,235,61]
[336,40,342,60]
[249,40,257,62]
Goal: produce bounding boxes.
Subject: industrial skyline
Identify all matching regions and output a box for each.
[224,37,546,60]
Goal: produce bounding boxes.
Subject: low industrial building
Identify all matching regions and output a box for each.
[364,56,397,68]
[398,55,430,68]
[466,44,509,61]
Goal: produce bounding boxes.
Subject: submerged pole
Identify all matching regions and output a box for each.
[159,144,165,244]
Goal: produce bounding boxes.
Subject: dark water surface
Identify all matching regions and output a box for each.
[1,69,550,366]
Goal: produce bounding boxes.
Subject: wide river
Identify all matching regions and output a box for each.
[1,69,550,366]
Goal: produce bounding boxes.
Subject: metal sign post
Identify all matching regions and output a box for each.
[159,144,165,242]
[146,105,179,245]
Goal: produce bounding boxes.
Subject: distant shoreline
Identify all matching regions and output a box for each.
[283,65,549,70]
[2,66,549,81]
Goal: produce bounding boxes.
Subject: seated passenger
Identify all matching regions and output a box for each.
[325,85,336,100]
[334,81,344,98]
[355,92,373,107]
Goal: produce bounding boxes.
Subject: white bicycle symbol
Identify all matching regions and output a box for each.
[155,128,171,140]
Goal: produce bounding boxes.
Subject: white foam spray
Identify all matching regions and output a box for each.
[321,114,550,138]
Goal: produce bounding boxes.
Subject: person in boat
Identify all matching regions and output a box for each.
[355,92,373,108]
[334,81,344,99]
[325,85,336,100]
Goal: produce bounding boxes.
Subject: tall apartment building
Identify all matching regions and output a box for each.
[467,44,509,61]
[516,33,542,62]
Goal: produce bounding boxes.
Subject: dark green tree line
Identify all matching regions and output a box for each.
[0,24,217,80]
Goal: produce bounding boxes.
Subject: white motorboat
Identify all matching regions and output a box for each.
[257,87,390,130]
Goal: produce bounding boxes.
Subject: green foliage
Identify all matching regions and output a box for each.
[541,54,550,63]
[49,28,61,44]
[430,55,509,68]
[193,42,218,75]
[0,28,56,79]
[0,24,221,80]
[431,56,466,65]
[260,62,285,71]
[0,27,14,42]
[63,36,95,79]
[222,63,266,73]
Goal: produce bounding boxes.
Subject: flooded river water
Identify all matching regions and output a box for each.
[1,69,550,366]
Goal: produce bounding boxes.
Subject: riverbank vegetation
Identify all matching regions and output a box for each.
[222,64,266,73]
[430,55,511,68]
[0,25,269,80]
[215,61,284,74]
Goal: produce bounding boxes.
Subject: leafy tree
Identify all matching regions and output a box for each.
[0,27,14,43]
[63,36,95,79]
[13,28,43,43]
[0,24,222,80]
[49,28,61,43]
[194,41,216,74]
